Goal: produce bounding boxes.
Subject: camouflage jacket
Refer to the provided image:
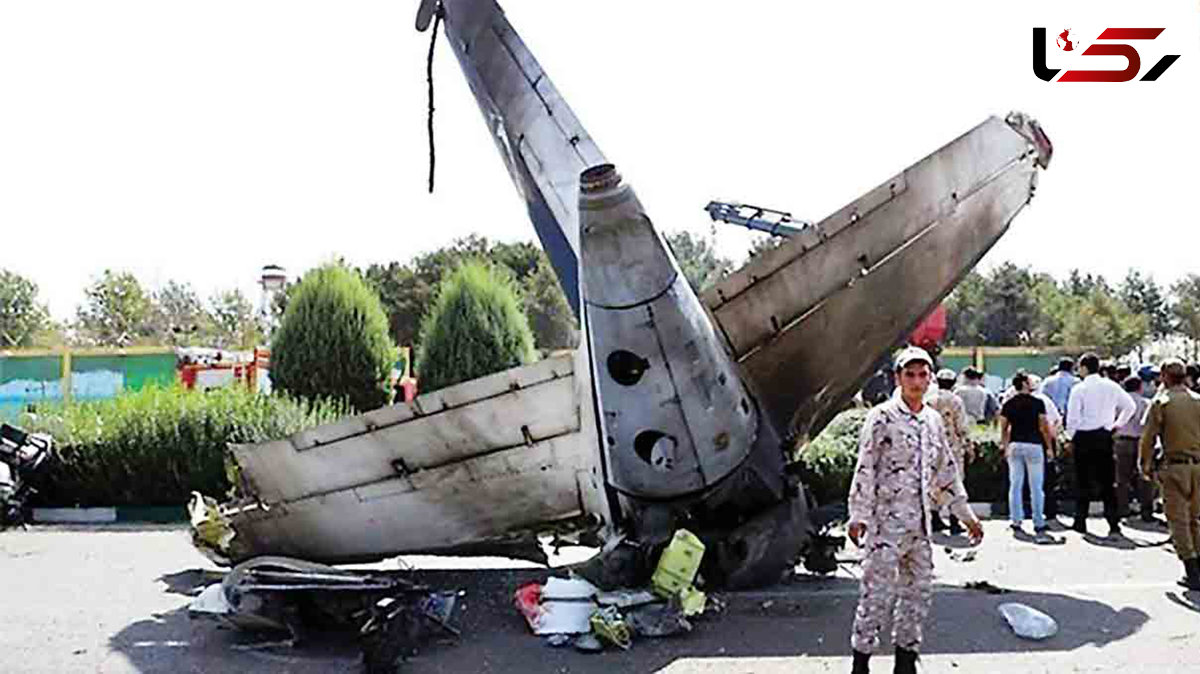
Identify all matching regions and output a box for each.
[927,389,970,459]
[848,397,973,538]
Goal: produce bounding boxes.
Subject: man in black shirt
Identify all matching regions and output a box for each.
[1000,370,1056,541]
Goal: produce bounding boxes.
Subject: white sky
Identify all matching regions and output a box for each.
[2,1,1197,321]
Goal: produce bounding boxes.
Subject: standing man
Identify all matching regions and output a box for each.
[956,367,998,424]
[1041,357,1079,417]
[1030,374,1063,521]
[848,347,983,674]
[1139,359,1200,590]
[1114,376,1155,523]
[1000,370,1056,540]
[929,368,974,536]
[1066,352,1137,537]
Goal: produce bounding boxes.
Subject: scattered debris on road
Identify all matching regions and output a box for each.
[964,580,1010,594]
[509,528,726,654]
[944,547,977,562]
[998,602,1058,640]
[187,555,461,671]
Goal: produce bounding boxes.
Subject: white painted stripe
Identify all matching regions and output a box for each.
[32,507,117,523]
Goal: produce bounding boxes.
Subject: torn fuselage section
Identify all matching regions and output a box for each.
[578,163,812,589]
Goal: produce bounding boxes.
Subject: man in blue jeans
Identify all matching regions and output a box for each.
[1000,370,1057,541]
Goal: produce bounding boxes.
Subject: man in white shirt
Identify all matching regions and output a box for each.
[1066,352,1137,537]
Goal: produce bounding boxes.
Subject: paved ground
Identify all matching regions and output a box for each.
[2,517,1198,673]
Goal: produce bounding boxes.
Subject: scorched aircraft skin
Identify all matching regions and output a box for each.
[190,0,1052,588]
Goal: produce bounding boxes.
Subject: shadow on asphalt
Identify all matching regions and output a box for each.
[1081,531,1171,550]
[105,566,1153,673]
[1165,591,1200,614]
[1122,518,1171,535]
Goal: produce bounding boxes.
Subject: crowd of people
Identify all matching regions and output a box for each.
[845,347,1200,673]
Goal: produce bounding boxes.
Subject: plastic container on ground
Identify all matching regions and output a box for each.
[651,529,705,598]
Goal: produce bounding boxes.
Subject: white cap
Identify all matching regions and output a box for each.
[895,346,934,370]
[936,368,956,381]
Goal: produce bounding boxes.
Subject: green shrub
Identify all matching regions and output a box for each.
[19,384,349,507]
[794,408,866,505]
[271,263,397,412]
[963,425,1007,503]
[796,408,1010,506]
[416,261,537,392]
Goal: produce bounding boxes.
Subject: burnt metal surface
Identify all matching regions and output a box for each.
[580,164,758,500]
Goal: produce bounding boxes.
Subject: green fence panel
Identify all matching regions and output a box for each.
[0,354,62,420]
[71,353,178,401]
[940,354,973,375]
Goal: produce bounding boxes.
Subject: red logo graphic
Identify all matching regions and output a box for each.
[1057,29,1075,51]
[1033,27,1180,82]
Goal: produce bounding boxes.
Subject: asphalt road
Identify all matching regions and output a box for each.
[2,518,1198,673]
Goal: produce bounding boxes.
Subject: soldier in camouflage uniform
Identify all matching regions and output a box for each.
[928,368,973,535]
[848,347,983,674]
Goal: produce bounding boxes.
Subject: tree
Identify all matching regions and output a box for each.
[1065,269,1110,299]
[1061,288,1149,357]
[523,255,578,351]
[979,263,1044,345]
[665,229,734,293]
[362,236,576,354]
[1029,273,1074,345]
[1171,274,1200,361]
[149,280,209,346]
[1118,269,1172,340]
[270,263,397,412]
[208,289,263,350]
[75,270,153,346]
[416,261,536,393]
[747,233,787,259]
[944,270,987,345]
[0,269,50,347]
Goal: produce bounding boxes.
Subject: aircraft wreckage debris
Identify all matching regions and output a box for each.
[187,556,464,672]
[190,0,1051,597]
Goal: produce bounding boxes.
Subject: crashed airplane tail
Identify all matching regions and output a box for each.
[191,0,1050,591]
[704,113,1052,443]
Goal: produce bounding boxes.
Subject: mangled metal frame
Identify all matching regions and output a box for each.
[192,0,1051,589]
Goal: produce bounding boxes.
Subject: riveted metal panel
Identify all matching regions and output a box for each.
[741,151,1038,440]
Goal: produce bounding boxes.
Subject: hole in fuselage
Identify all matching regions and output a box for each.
[607,350,650,386]
[634,430,678,472]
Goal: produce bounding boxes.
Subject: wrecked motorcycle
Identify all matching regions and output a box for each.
[0,422,54,529]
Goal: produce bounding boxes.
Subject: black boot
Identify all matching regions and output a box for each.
[1179,558,1200,591]
[894,646,918,674]
[852,649,871,674]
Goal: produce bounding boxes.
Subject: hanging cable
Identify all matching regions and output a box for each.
[426,4,444,193]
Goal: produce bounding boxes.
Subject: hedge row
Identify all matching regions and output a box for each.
[19,385,349,507]
[796,408,1009,506]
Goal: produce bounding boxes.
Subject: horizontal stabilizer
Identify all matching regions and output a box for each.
[702,113,1050,441]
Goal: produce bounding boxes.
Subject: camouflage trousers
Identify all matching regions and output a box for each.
[851,530,934,653]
